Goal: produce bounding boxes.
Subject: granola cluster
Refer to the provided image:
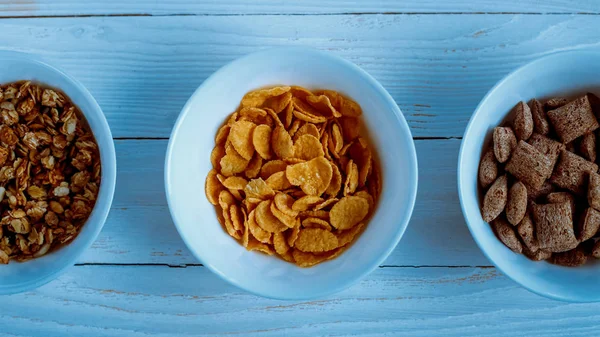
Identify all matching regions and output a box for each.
[0,81,101,264]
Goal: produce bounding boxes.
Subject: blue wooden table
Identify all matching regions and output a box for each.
[1,1,600,336]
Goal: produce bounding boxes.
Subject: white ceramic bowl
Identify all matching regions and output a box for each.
[0,53,116,295]
[459,50,600,302]
[165,47,418,300]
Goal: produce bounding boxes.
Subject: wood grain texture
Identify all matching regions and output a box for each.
[0,0,598,16]
[80,139,488,266]
[1,265,598,336]
[0,15,598,137]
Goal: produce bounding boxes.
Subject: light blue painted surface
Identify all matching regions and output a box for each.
[0,1,600,335]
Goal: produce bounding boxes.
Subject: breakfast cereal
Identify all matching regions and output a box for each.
[205,86,378,267]
[478,94,600,266]
[0,81,101,264]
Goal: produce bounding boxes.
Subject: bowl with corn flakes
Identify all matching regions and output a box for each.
[0,53,116,294]
[165,47,418,299]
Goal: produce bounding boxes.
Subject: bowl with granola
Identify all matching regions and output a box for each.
[0,54,116,294]
[459,50,600,302]
[165,47,418,299]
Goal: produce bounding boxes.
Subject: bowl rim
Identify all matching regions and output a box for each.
[458,49,600,303]
[0,52,117,295]
[165,46,418,300]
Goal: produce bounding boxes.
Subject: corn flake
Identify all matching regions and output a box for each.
[330,196,369,230]
[271,125,294,159]
[286,157,332,196]
[293,134,324,160]
[252,124,273,160]
[222,176,248,190]
[260,160,287,180]
[292,195,324,211]
[241,86,291,108]
[295,228,338,253]
[255,200,288,233]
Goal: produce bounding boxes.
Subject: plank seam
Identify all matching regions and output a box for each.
[0,12,598,19]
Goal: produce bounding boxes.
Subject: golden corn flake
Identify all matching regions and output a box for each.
[295,228,338,253]
[222,176,248,190]
[293,134,324,160]
[271,125,294,159]
[255,200,288,233]
[330,196,369,230]
[292,195,324,212]
[293,123,320,141]
[286,157,332,196]
[273,232,290,255]
[239,107,267,122]
[228,120,256,161]
[241,86,291,108]
[339,97,362,117]
[260,160,287,180]
[306,94,342,118]
[274,192,299,217]
[230,204,244,232]
[288,120,302,138]
[315,89,343,108]
[330,123,344,153]
[210,145,226,171]
[302,217,332,231]
[299,209,330,220]
[222,206,241,239]
[252,124,273,160]
[287,222,301,247]
[205,85,379,267]
[248,209,272,244]
[218,190,236,211]
[340,116,360,142]
[283,102,294,128]
[270,200,297,228]
[244,154,262,179]
[325,161,342,197]
[314,198,338,211]
[344,160,359,196]
[220,150,249,176]
[354,190,374,210]
[244,178,275,200]
[215,124,230,145]
[265,171,293,190]
[264,91,293,114]
[290,86,313,100]
[205,169,222,206]
[321,132,332,161]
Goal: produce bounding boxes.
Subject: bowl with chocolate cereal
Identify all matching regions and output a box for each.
[459,50,600,302]
[0,53,116,294]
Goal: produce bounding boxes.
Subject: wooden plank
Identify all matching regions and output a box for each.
[0,15,598,138]
[0,0,598,16]
[1,265,598,336]
[80,139,489,266]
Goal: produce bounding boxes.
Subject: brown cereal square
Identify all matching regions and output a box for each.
[578,207,600,242]
[547,95,599,144]
[588,171,600,211]
[527,133,564,169]
[505,140,554,190]
[532,201,578,253]
[550,150,598,195]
